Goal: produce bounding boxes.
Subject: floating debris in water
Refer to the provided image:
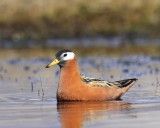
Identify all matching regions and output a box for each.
[110,75,114,79]
[31,82,34,92]
[56,71,59,76]
[28,76,31,80]
[38,89,40,96]
[151,56,160,61]
[9,58,21,65]
[138,84,141,87]
[123,69,129,73]
[15,78,18,82]
[33,69,39,74]
[24,66,30,71]
[155,68,159,74]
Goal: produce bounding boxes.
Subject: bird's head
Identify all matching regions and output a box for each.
[45,49,75,68]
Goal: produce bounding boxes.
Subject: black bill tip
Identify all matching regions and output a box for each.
[45,65,50,68]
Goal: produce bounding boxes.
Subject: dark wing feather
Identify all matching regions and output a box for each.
[115,78,138,88]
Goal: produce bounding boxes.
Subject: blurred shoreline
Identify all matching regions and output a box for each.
[0,0,160,57]
[0,39,159,59]
[0,37,160,48]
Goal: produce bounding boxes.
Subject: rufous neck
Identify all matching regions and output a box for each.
[59,58,81,85]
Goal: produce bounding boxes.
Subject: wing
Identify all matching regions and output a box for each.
[81,75,137,88]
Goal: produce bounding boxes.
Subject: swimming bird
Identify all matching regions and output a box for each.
[46,49,137,101]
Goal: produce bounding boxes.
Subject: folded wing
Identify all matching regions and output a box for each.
[81,75,137,88]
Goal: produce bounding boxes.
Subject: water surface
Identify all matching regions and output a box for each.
[0,53,160,128]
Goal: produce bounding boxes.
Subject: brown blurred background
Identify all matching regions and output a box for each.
[0,0,159,55]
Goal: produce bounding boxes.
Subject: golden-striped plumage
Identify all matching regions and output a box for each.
[81,75,137,88]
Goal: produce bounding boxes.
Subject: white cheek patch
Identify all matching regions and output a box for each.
[61,52,75,61]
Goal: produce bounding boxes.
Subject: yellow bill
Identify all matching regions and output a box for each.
[45,59,60,68]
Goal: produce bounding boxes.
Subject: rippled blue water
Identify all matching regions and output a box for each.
[0,55,160,128]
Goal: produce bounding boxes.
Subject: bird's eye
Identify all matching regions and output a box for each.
[63,54,67,57]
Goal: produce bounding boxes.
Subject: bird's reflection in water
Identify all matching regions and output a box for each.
[57,101,130,128]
